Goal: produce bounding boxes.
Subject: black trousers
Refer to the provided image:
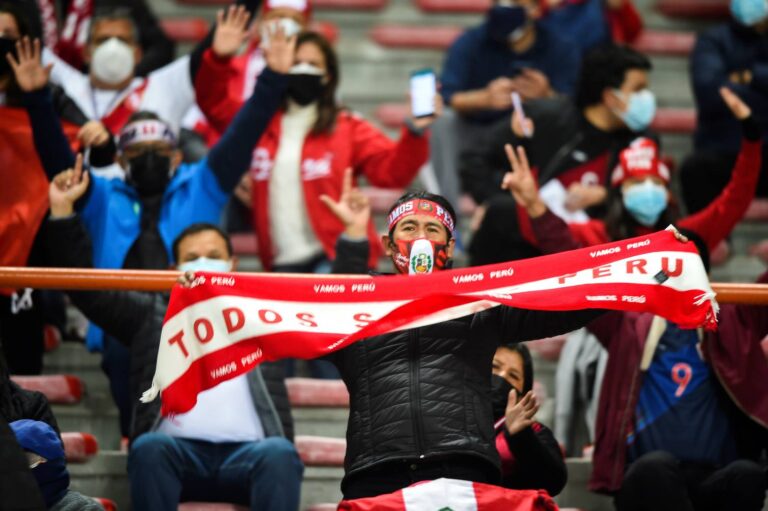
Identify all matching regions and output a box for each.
[680,148,768,215]
[0,291,44,375]
[615,451,766,511]
[342,456,500,500]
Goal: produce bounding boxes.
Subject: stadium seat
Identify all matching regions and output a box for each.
[296,435,346,466]
[526,336,567,362]
[11,374,84,404]
[230,233,259,257]
[160,18,210,43]
[656,0,729,20]
[61,432,99,462]
[745,198,768,221]
[175,0,385,9]
[631,30,695,57]
[44,324,61,352]
[414,0,489,13]
[93,498,117,511]
[375,102,696,134]
[178,505,247,511]
[305,505,338,511]
[286,377,349,407]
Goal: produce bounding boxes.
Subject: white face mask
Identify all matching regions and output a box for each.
[177,257,233,273]
[260,18,302,48]
[90,37,135,85]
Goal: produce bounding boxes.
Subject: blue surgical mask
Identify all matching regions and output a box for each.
[615,89,657,132]
[177,257,232,273]
[487,5,528,43]
[622,180,668,227]
[731,0,768,26]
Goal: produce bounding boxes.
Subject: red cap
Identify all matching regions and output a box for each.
[262,0,312,20]
[610,137,670,187]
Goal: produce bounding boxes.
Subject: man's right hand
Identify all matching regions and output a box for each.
[264,25,296,74]
[49,154,89,218]
[486,77,515,110]
[501,144,547,218]
[212,5,252,58]
[320,168,370,239]
[7,37,52,92]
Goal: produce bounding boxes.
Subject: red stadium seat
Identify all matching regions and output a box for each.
[61,432,99,462]
[230,233,259,257]
[305,505,338,511]
[362,187,403,214]
[370,24,462,49]
[311,21,340,43]
[631,30,695,57]
[526,336,567,362]
[160,18,210,43]
[11,374,84,404]
[93,498,117,511]
[656,0,729,20]
[43,324,62,352]
[415,0,489,13]
[296,435,346,466]
[375,102,697,134]
[286,377,349,407]
[178,505,248,511]
[314,0,387,9]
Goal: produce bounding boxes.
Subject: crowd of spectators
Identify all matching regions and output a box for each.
[1,0,768,509]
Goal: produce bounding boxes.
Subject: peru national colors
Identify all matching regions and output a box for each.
[142,228,718,416]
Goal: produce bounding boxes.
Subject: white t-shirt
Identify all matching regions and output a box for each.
[156,374,265,443]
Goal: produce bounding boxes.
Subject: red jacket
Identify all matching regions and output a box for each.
[566,138,762,251]
[586,286,768,493]
[194,49,429,269]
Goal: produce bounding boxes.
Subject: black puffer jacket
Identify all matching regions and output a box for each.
[42,216,294,441]
[330,237,601,490]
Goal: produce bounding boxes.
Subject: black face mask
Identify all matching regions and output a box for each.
[286,73,324,106]
[0,37,17,77]
[491,374,517,419]
[126,151,172,196]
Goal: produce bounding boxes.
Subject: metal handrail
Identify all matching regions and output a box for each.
[0,267,767,304]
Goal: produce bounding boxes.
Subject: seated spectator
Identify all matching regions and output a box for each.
[681,0,768,216]
[540,0,643,54]
[0,350,59,434]
[0,415,46,510]
[13,31,294,434]
[9,420,103,511]
[430,0,582,206]
[500,87,760,255]
[491,343,567,496]
[466,44,654,265]
[197,28,437,273]
[44,164,303,511]
[585,237,768,510]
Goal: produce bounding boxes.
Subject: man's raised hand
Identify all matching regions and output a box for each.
[49,154,90,218]
[212,5,252,58]
[7,37,52,92]
[264,24,296,74]
[501,144,546,218]
[320,168,370,239]
[504,389,539,436]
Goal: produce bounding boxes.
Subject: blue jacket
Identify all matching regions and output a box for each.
[691,22,768,152]
[25,68,288,349]
[440,20,580,123]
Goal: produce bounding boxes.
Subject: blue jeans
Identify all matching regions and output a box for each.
[128,433,304,511]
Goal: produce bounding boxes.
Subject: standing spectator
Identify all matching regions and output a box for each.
[466,44,653,265]
[45,163,303,511]
[681,0,768,215]
[540,0,643,55]
[491,343,567,496]
[430,0,582,207]
[12,30,294,434]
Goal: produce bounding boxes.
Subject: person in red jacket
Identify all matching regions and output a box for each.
[196,24,438,273]
[493,86,761,260]
[491,342,567,496]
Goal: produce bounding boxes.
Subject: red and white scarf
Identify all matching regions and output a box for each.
[142,228,717,416]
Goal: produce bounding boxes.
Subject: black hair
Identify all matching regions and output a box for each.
[88,7,138,45]
[575,44,652,110]
[126,111,162,123]
[387,191,457,239]
[0,3,31,38]
[172,223,233,262]
[674,227,710,274]
[295,31,342,134]
[499,343,533,396]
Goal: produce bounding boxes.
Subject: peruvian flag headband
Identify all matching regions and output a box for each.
[142,227,717,416]
[388,199,456,235]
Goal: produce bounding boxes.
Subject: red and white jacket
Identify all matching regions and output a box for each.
[195,49,429,270]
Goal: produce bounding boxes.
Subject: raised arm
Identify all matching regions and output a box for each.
[321,169,372,275]
[205,25,293,192]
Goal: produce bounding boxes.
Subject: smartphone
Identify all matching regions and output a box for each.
[511,92,532,138]
[410,68,437,119]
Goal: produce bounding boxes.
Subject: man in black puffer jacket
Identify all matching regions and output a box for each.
[319,175,602,499]
[42,163,302,511]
